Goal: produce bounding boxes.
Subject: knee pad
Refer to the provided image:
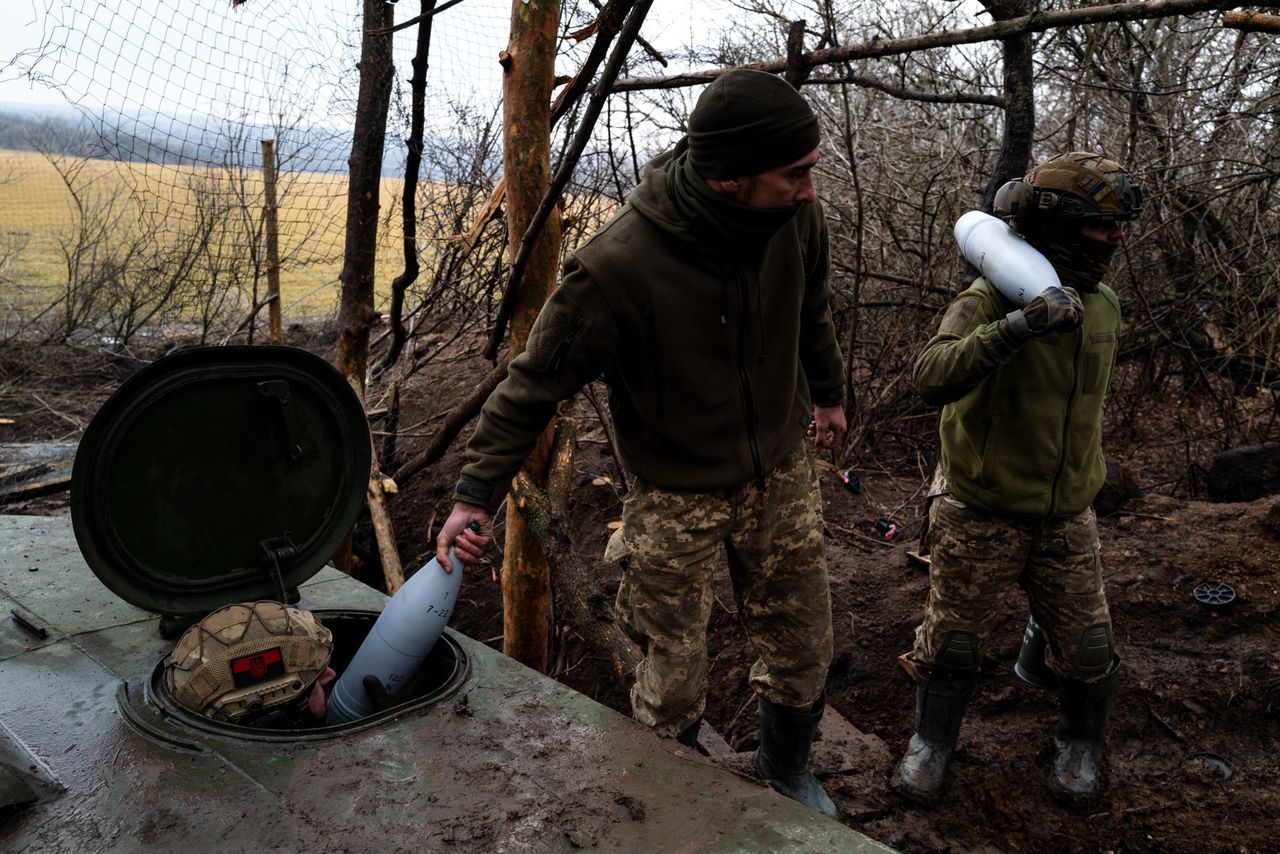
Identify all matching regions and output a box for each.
[1070,623,1113,674]
[936,630,980,672]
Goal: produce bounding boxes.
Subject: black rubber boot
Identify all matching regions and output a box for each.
[754,696,838,818]
[1050,658,1120,805]
[890,665,975,805]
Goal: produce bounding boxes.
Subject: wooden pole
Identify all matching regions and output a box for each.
[368,475,407,592]
[499,0,562,672]
[979,0,1035,212]
[260,139,283,345]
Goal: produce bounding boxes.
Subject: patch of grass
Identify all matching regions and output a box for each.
[0,148,411,322]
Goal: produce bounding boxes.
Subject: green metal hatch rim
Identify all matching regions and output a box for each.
[126,620,472,744]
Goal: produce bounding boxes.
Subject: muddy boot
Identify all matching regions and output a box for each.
[754,696,837,818]
[890,666,974,805]
[1050,659,1120,805]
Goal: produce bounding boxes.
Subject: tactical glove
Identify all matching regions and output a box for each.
[1003,286,1082,341]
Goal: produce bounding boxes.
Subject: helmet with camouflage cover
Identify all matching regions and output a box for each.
[164,601,333,724]
[994,151,1142,231]
[994,151,1142,290]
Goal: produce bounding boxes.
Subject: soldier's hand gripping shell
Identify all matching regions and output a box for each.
[1060,286,1084,324]
[1004,285,1082,340]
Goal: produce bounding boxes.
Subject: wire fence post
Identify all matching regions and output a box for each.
[260,138,283,345]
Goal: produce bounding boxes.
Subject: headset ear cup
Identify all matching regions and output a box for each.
[994,179,1027,217]
[993,178,1033,229]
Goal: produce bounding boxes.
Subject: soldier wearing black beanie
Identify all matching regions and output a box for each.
[688,68,822,180]
[439,67,845,822]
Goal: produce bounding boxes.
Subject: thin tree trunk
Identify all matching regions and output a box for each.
[336,0,395,392]
[484,0,653,360]
[334,0,396,573]
[500,0,563,672]
[981,0,1036,210]
[510,421,644,685]
[380,0,437,375]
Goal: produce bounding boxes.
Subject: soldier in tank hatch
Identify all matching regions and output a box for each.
[165,600,337,728]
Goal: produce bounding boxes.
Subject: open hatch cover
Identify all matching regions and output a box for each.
[71,346,371,617]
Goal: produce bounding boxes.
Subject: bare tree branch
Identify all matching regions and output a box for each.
[373,0,467,34]
[612,0,1279,92]
[1223,9,1280,31]
[805,73,1005,106]
[391,356,510,486]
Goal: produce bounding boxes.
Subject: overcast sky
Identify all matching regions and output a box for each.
[0,0,731,114]
[0,1,48,105]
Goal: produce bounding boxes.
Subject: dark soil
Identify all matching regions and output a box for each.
[3,331,1277,854]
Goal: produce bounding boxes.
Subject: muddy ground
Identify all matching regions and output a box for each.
[2,332,1277,854]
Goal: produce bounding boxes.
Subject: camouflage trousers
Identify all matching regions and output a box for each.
[913,495,1115,683]
[605,442,833,736]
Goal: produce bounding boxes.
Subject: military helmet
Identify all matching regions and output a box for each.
[994,151,1143,230]
[164,601,333,723]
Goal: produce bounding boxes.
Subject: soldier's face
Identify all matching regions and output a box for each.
[1080,220,1127,245]
[307,666,337,720]
[721,148,820,210]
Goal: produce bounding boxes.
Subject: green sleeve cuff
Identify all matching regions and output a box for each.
[981,319,1022,359]
[454,478,500,513]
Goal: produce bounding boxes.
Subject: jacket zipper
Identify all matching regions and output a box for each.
[736,269,763,481]
[547,321,581,375]
[1047,327,1085,517]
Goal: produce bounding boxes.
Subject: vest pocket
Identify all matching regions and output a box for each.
[1084,331,1115,394]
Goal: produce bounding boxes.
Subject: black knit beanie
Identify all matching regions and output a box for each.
[687,69,820,180]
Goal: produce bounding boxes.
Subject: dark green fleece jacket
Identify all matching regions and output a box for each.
[455,149,845,510]
[913,276,1120,519]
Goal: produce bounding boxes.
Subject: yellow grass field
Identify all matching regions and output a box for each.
[0,148,408,320]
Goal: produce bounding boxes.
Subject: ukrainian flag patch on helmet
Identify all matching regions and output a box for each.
[1087,180,1112,202]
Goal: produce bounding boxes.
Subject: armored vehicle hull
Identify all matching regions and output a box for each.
[1,515,890,853]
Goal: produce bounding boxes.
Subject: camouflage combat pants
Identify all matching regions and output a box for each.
[913,495,1115,683]
[605,442,834,736]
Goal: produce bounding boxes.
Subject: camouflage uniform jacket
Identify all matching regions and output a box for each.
[455,150,845,511]
[913,276,1121,519]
